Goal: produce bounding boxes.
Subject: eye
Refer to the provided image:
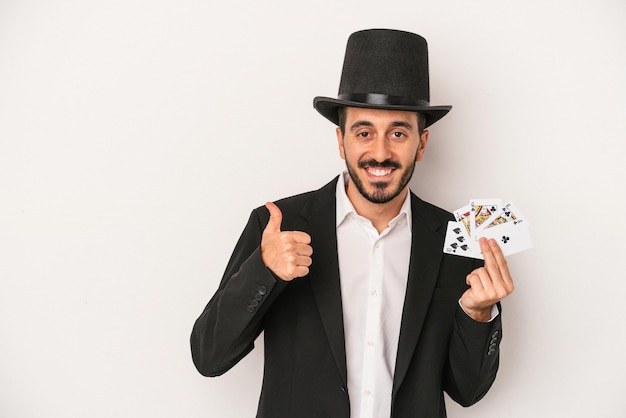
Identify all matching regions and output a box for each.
[356,131,371,139]
[390,131,407,141]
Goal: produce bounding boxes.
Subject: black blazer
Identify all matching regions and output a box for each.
[191,177,502,417]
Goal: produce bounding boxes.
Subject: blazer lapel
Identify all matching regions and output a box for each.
[299,180,447,392]
[392,194,446,396]
[301,177,348,387]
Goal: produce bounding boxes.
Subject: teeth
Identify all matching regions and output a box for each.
[367,167,392,177]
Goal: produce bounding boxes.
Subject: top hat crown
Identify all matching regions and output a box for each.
[313,29,451,128]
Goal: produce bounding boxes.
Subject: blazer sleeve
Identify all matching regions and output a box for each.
[443,299,502,407]
[190,207,288,377]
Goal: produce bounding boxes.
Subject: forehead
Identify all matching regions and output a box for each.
[344,107,419,126]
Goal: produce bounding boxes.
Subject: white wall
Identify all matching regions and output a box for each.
[1,1,625,417]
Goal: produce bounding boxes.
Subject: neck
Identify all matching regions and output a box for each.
[345,181,408,234]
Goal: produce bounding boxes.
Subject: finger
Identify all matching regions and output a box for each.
[291,231,312,245]
[466,270,501,311]
[283,259,311,279]
[463,273,488,311]
[277,232,311,247]
[470,266,512,306]
[264,202,283,233]
[296,255,313,267]
[475,268,500,298]
[295,243,313,257]
[294,265,310,278]
[469,271,496,303]
[466,272,485,292]
[481,238,514,292]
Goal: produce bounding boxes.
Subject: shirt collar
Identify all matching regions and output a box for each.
[336,171,412,231]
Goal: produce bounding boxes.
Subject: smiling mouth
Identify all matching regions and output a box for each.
[366,167,394,177]
[359,159,400,179]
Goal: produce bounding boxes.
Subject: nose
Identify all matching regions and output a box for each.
[370,137,393,162]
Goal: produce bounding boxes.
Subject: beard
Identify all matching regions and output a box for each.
[345,155,417,204]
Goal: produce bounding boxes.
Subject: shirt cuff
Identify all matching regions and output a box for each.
[458,298,500,322]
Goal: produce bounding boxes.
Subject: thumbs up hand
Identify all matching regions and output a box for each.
[261,202,313,281]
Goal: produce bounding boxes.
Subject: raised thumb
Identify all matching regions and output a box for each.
[264,201,283,233]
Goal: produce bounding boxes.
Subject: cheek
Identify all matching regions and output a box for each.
[340,142,361,162]
[344,148,365,165]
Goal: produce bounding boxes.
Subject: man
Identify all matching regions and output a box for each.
[191,29,514,417]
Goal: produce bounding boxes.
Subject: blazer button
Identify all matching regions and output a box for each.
[488,349,496,356]
[246,305,255,313]
[250,299,259,307]
[258,286,267,295]
[254,293,263,301]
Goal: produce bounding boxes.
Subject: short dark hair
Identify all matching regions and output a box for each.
[337,107,426,137]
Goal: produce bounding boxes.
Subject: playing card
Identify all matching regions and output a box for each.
[453,204,472,236]
[444,198,532,259]
[474,221,533,258]
[470,198,502,237]
[481,202,528,230]
[443,221,478,257]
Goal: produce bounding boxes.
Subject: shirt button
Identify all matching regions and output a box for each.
[364,390,372,396]
[370,290,378,297]
[374,243,380,249]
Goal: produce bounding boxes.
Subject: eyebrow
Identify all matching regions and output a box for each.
[349,120,414,131]
[390,121,414,130]
[349,120,374,131]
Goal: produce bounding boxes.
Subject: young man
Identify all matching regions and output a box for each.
[191,29,514,418]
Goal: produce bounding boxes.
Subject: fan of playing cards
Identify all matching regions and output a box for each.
[444,199,533,259]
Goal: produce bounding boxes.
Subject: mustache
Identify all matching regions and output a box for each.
[358,159,401,169]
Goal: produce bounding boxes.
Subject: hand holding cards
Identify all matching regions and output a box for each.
[444,199,532,259]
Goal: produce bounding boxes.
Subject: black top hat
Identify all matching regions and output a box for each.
[313,29,451,128]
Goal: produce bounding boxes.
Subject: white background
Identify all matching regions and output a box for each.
[1,1,625,417]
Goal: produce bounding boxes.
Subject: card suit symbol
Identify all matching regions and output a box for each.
[456,236,465,243]
[450,243,458,250]
[453,227,461,234]
[505,211,511,217]
[460,245,468,251]
[501,236,510,244]
[490,206,496,211]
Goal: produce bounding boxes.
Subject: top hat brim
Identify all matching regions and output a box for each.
[313,96,451,129]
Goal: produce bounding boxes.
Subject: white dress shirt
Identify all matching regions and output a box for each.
[336,172,412,418]
[335,172,498,418]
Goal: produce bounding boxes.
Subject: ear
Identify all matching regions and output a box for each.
[336,127,346,160]
[416,130,429,162]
